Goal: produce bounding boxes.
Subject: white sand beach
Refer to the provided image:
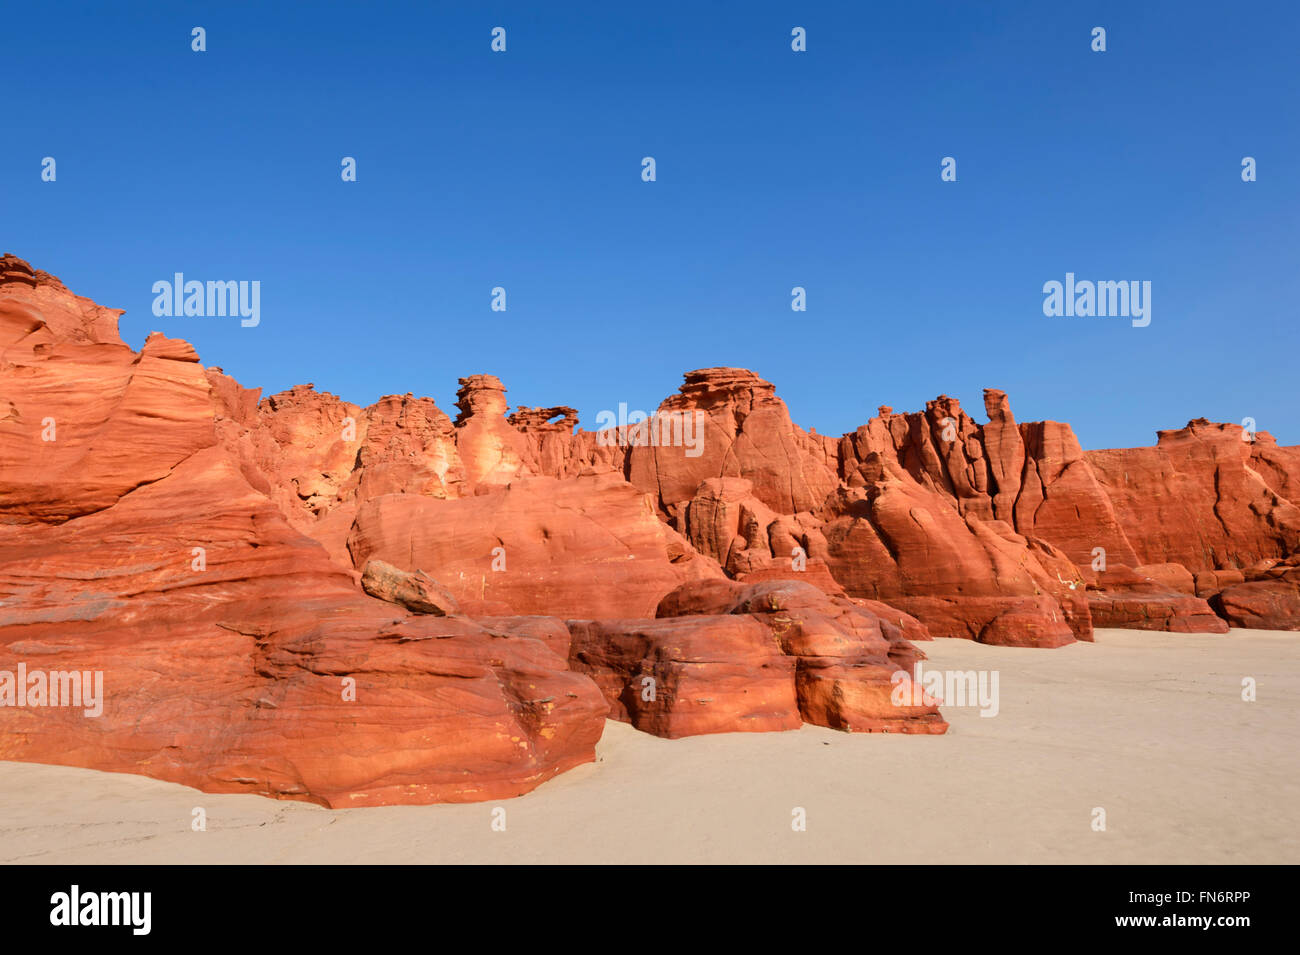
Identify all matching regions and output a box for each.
[2,628,1296,865]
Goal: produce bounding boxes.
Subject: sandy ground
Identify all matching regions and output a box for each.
[1,627,1296,864]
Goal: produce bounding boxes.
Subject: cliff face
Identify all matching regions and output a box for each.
[3,256,1298,806]
[220,348,1300,642]
[1086,420,1300,570]
[2,258,973,806]
[0,256,613,807]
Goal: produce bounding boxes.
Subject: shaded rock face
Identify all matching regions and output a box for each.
[1205,556,1300,630]
[567,579,946,738]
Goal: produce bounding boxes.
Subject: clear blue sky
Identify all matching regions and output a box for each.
[5,1,1297,449]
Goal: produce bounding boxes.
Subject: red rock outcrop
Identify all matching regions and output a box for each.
[1084,566,1229,634]
[0,454,607,808]
[453,374,531,488]
[227,353,1300,636]
[212,383,467,566]
[836,392,1138,574]
[608,378,1101,643]
[816,463,1084,647]
[626,368,838,524]
[1087,420,1300,572]
[0,257,216,525]
[610,370,1300,638]
[5,249,1299,810]
[509,405,625,479]
[779,387,1298,634]
[0,257,608,807]
[567,578,946,738]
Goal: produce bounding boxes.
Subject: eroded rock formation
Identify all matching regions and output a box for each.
[568,578,946,738]
[0,258,607,807]
[3,254,1298,807]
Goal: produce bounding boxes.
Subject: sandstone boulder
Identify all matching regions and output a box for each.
[1209,557,1300,630]
[569,578,947,737]
[360,559,460,615]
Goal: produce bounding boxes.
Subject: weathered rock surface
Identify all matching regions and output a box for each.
[360,559,460,616]
[347,473,723,619]
[569,578,946,738]
[0,257,607,807]
[626,368,838,522]
[672,378,1300,635]
[1207,557,1300,630]
[1085,566,1229,634]
[817,468,1084,647]
[5,252,1300,809]
[0,447,608,806]
[210,356,1300,635]
[1135,562,1197,595]
[1088,421,1300,572]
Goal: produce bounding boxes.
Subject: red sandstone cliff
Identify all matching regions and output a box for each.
[0,257,956,806]
[3,254,1298,806]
